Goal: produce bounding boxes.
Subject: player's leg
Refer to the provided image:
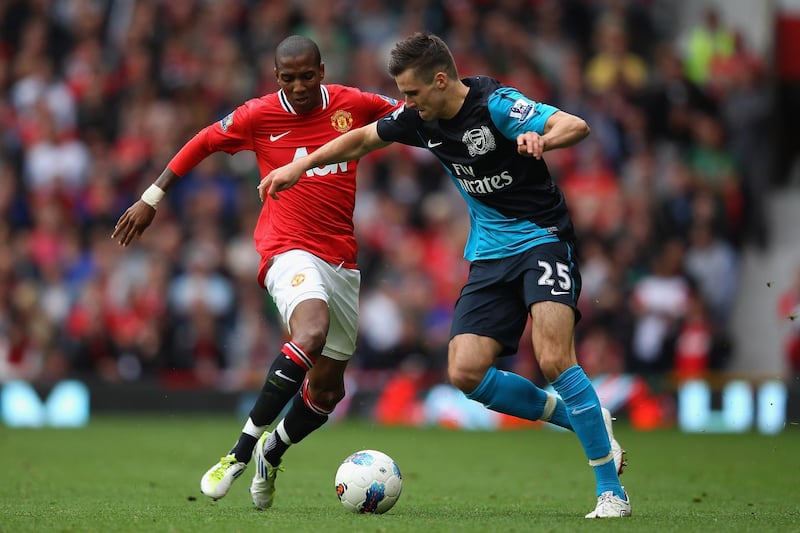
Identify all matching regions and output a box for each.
[449,249,624,477]
[251,256,360,509]
[263,357,347,467]
[251,357,347,509]
[448,258,572,429]
[233,298,328,456]
[200,251,329,500]
[530,300,629,517]
[518,242,624,474]
[455,337,573,429]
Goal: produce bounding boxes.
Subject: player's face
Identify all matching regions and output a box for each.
[274,54,324,112]
[394,69,445,121]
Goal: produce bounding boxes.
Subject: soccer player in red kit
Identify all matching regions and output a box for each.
[112,35,400,509]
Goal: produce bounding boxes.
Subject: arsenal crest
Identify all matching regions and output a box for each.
[462,126,496,156]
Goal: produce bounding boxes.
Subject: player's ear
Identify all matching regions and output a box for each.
[434,72,447,90]
[319,63,325,81]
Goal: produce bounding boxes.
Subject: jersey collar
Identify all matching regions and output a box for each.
[278,85,330,115]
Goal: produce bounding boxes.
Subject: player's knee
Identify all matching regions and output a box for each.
[291,324,329,356]
[537,352,573,383]
[447,335,498,393]
[447,365,483,394]
[448,353,490,393]
[309,387,344,411]
[307,380,345,410]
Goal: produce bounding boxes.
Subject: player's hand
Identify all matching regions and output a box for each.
[258,162,304,201]
[517,131,546,159]
[111,200,156,246]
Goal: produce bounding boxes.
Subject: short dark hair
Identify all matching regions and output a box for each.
[388,32,458,83]
[275,35,321,68]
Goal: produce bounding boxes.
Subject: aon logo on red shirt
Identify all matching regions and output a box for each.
[293,147,349,176]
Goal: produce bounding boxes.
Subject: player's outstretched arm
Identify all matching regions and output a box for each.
[259,121,391,201]
[111,168,180,246]
[113,123,218,245]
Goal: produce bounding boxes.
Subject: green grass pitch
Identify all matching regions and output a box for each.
[2,415,799,532]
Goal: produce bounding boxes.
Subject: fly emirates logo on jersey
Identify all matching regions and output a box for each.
[452,163,513,195]
[292,147,349,176]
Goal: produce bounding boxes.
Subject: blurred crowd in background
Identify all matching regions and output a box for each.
[0,0,786,399]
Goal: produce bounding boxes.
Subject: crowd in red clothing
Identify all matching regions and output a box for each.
[0,1,779,394]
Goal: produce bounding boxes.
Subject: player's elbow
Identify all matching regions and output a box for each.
[577,118,590,139]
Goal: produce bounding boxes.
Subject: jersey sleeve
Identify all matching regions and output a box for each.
[167,100,256,176]
[487,87,559,140]
[375,104,425,147]
[206,101,256,154]
[362,91,402,122]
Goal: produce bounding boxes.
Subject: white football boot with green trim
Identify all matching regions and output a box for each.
[250,431,282,510]
[200,454,246,500]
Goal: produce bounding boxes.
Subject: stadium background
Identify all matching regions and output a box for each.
[1,0,800,432]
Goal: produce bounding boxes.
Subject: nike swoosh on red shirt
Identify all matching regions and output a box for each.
[270,131,291,142]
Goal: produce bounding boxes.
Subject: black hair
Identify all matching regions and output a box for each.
[275,35,321,68]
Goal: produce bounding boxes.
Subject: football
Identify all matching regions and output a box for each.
[334,449,402,514]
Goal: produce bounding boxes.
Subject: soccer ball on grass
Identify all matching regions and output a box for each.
[334,449,402,514]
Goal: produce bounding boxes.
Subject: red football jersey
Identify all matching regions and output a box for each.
[170,85,399,285]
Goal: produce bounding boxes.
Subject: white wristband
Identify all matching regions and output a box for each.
[140,184,165,208]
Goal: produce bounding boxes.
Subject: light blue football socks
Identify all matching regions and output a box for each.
[551,365,624,498]
[468,364,624,498]
[466,365,572,429]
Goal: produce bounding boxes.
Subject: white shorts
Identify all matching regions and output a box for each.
[264,249,360,361]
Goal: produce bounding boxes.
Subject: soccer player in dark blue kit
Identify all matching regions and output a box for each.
[260,32,631,518]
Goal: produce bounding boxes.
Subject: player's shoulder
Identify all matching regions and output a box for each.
[325,83,356,94]
[325,83,376,96]
[327,84,399,106]
[482,79,547,118]
[464,76,533,106]
[465,75,505,97]
[236,92,297,127]
[463,76,520,116]
[324,83,362,101]
[242,92,280,112]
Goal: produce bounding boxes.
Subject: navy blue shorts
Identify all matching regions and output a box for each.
[449,241,582,357]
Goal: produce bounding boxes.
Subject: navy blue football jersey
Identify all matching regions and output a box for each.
[376,76,576,261]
